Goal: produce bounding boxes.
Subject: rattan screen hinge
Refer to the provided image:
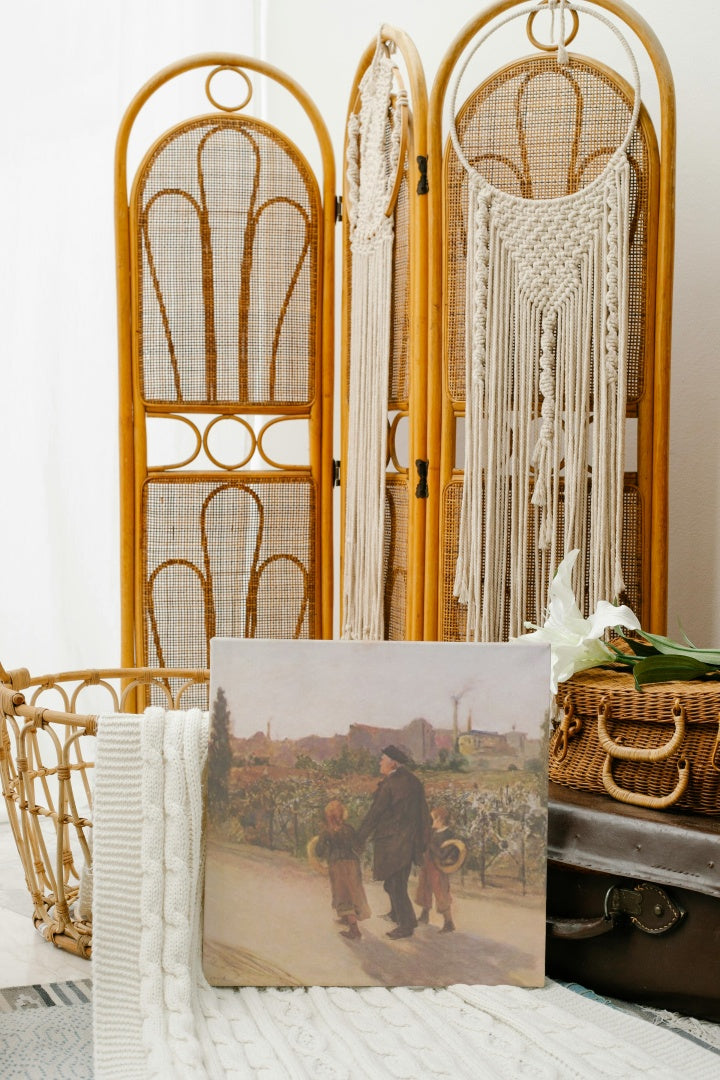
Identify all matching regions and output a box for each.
[335,195,343,222]
[416,156,428,195]
[332,459,341,487]
[415,459,429,498]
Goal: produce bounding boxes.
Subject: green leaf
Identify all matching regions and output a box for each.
[632,654,719,690]
[637,631,720,666]
[617,635,659,658]
[603,642,639,667]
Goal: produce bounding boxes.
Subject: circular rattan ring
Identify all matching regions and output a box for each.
[203,415,256,470]
[205,66,253,113]
[387,412,409,473]
[527,4,580,53]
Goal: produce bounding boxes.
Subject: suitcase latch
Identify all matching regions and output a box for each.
[605,882,685,935]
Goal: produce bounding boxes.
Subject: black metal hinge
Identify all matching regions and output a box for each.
[415,459,429,498]
[335,195,343,222]
[416,156,429,195]
[332,459,341,487]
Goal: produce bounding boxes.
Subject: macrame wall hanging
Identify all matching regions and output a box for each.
[342,37,407,640]
[450,0,641,642]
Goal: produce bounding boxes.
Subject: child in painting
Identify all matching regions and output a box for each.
[315,799,371,940]
[415,806,462,932]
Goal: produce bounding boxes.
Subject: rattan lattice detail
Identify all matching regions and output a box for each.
[445,56,651,405]
[136,116,320,407]
[390,170,410,405]
[383,477,409,640]
[142,475,316,677]
[440,478,642,642]
[143,479,315,669]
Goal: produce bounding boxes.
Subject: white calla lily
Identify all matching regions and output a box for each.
[515,549,641,694]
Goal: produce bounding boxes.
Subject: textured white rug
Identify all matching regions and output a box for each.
[92,709,719,1079]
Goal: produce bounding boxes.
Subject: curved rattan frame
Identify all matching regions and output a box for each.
[424,0,675,639]
[0,662,209,958]
[115,54,336,676]
[340,25,429,640]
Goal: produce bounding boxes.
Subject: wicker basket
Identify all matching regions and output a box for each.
[551,667,720,814]
[0,662,209,958]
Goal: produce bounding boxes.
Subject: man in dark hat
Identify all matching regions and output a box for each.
[356,745,431,939]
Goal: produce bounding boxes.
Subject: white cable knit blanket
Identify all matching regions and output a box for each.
[92,709,717,1079]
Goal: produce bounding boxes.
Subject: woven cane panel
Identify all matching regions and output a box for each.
[135,117,319,407]
[445,56,650,405]
[390,168,410,405]
[440,478,642,642]
[383,476,409,639]
[142,475,316,685]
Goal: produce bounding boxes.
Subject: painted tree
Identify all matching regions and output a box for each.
[207,686,233,821]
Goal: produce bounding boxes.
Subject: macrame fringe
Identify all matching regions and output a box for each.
[449,1,640,642]
[342,40,402,640]
[453,157,633,642]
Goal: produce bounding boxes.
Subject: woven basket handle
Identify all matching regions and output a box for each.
[597,697,690,809]
[597,698,686,762]
[602,755,690,809]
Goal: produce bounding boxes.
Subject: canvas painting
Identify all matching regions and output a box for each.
[203,639,550,988]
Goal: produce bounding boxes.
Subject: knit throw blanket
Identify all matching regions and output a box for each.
[92,709,717,1079]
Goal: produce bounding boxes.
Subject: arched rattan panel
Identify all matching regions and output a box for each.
[426,0,674,642]
[116,56,335,701]
[341,27,428,640]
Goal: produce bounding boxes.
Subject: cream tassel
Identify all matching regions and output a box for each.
[342,40,402,640]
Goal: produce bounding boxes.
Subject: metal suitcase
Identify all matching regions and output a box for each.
[546,782,720,1021]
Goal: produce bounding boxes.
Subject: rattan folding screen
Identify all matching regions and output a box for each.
[116,56,335,697]
[116,2,674,664]
[424,0,674,642]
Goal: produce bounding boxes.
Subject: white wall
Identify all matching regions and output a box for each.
[0,0,718,678]
[0,0,263,674]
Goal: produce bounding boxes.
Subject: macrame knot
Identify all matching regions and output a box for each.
[547,0,570,64]
[531,307,558,534]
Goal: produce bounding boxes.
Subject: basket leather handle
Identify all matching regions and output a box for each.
[601,754,690,809]
[597,698,686,762]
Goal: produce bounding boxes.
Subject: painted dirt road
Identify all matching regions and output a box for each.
[204,839,545,988]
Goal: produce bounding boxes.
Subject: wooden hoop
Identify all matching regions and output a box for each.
[205,66,253,112]
[527,5,580,52]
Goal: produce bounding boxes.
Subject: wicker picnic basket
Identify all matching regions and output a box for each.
[0,661,208,958]
[550,667,720,815]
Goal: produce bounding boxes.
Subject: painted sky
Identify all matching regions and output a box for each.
[211,639,551,741]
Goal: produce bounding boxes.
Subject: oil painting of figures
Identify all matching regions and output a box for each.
[203,639,550,988]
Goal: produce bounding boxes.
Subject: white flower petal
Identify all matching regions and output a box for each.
[512,548,639,693]
[546,550,584,629]
[586,601,642,640]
